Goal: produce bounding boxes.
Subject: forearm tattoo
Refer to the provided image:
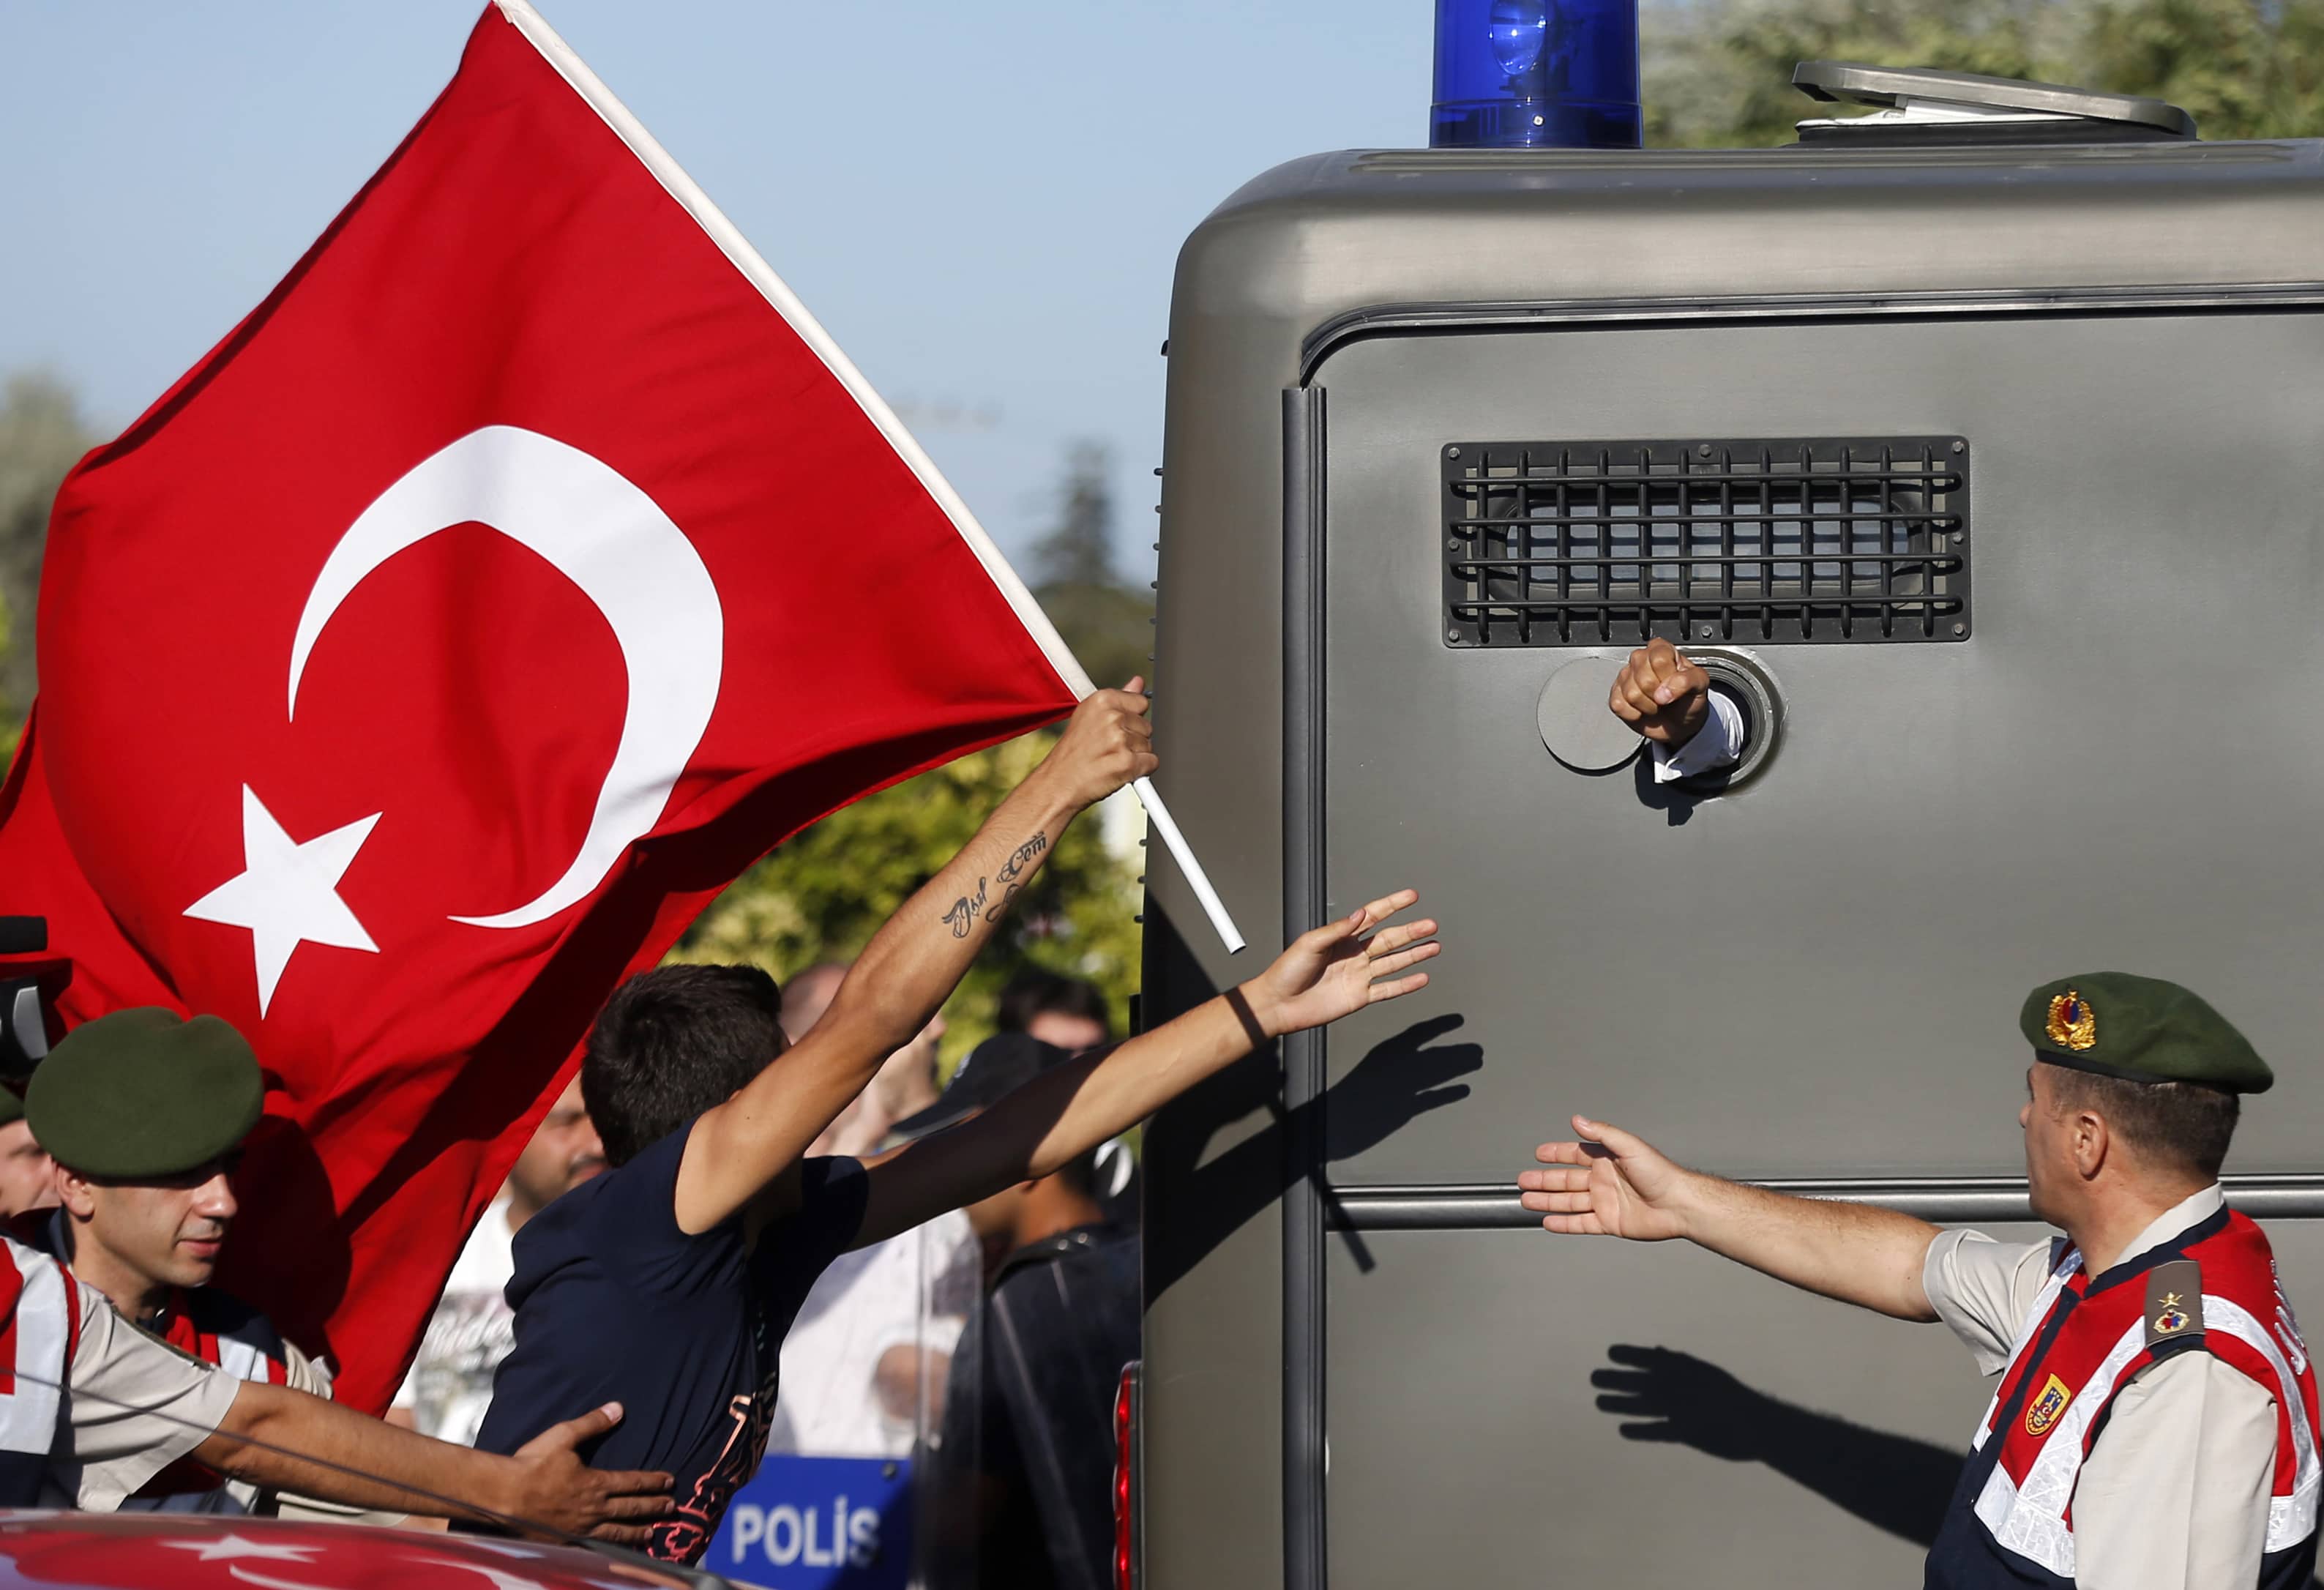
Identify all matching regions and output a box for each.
[941,831,1051,937]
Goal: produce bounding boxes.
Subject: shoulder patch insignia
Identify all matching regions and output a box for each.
[2146,1258,2205,1348]
[2024,1373,2073,1438]
[2047,990,2098,1051]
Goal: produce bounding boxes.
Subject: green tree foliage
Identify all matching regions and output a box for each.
[1643,0,2324,148]
[1029,438,1118,589]
[2080,0,2324,135]
[1026,438,1155,691]
[669,730,1142,1070]
[0,373,99,733]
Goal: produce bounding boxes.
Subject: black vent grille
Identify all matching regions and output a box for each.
[1443,437,1968,647]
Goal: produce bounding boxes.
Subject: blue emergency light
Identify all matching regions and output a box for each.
[1430,0,1642,149]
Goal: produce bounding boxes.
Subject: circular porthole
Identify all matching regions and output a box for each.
[1533,646,1784,791]
[1687,649,1782,789]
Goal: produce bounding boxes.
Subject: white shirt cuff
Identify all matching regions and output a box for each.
[1649,687,1746,783]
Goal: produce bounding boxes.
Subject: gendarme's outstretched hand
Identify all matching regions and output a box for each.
[1519,1115,1693,1241]
[1239,889,1439,1039]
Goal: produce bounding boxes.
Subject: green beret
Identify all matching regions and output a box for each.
[28,1009,264,1177]
[2020,973,2272,1094]
[0,1089,23,1129]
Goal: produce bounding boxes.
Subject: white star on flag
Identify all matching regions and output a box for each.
[160,1532,325,1561]
[184,785,382,1015]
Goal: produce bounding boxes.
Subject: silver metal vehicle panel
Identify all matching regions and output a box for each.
[1141,133,2324,1590]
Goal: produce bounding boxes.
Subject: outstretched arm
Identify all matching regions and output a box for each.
[1518,1116,1940,1323]
[673,685,1157,1234]
[198,1389,671,1542]
[853,890,1440,1248]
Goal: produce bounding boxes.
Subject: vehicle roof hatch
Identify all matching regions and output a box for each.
[1790,60,2199,145]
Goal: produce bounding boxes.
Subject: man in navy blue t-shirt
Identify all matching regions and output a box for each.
[474,682,1445,1564]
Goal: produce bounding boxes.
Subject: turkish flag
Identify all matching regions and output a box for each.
[0,2,1077,1411]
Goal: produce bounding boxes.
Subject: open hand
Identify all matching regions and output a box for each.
[1518,1115,1692,1241]
[1241,889,1438,1039]
[1609,638,1710,747]
[506,1402,672,1545]
[1039,679,1159,810]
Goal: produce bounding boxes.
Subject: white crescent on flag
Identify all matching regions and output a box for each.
[288,424,725,931]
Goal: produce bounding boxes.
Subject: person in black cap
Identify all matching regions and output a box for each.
[1519,973,2312,1590]
[26,1007,329,1511]
[911,1034,1140,1590]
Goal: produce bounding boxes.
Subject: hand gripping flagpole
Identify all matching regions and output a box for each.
[496,1,1249,955]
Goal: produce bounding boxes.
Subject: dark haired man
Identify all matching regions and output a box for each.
[994,968,1129,1210]
[474,684,1443,1564]
[995,968,1113,1056]
[1521,973,2314,1590]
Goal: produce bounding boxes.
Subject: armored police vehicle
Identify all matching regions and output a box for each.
[1132,42,2324,1590]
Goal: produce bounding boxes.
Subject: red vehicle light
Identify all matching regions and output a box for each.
[1113,1359,1141,1590]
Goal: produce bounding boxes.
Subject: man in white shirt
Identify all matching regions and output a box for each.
[1520,973,2312,1589]
[391,1074,605,1444]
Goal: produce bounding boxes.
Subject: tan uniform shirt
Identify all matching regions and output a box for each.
[1921,1184,2279,1590]
[45,1275,240,1510]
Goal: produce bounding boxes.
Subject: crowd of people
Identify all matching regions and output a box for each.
[0,684,1441,1585]
[381,955,1140,1584]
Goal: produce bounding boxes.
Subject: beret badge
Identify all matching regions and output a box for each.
[2047,990,2098,1051]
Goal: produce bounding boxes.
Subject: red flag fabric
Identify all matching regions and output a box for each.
[0,2,1077,1412]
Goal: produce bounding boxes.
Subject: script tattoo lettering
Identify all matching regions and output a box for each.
[942,881,990,938]
[984,832,1050,922]
[998,833,1050,881]
[938,833,1051,936]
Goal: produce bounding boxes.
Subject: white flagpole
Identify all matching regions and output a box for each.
[495,1,1247,955]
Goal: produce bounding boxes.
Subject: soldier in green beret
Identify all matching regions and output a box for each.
[0,1006,674,1533]
[25,1008,331,1509]
[1517,972,2314,1590]
[0,1086,53,1221]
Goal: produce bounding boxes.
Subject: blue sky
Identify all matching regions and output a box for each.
[0,1,1432,577]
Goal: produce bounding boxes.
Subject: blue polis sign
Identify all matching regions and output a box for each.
[708,1455,914,1590]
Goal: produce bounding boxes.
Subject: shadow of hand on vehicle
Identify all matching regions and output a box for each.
[1320,1014,1482,1160]
[1593,1343,1961,1548]
[1144,1013,1482,1299]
